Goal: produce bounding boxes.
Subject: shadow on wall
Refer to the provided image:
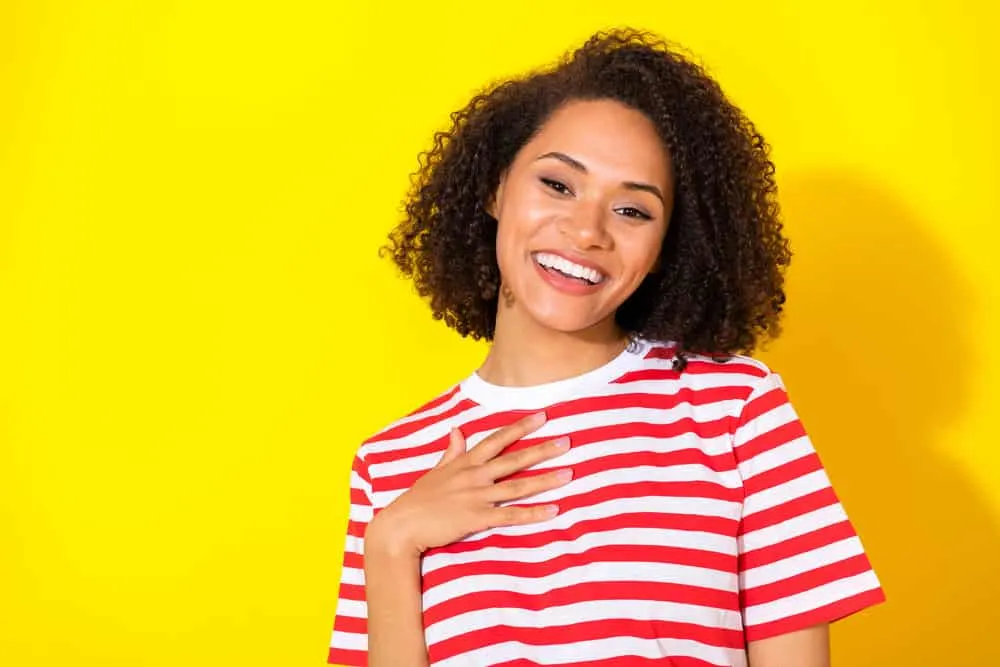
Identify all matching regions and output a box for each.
[762,171,996,667]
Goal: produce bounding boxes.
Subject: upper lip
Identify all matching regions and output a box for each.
[533,250,609,278]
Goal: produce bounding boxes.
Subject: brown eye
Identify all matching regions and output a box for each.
[540,178,573,196]
[615,206,652,220]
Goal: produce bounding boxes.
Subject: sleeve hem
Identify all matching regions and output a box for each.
[327,647,367,666]
[745,586,886,643]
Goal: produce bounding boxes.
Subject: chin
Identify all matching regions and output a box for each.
[524,304,613,336]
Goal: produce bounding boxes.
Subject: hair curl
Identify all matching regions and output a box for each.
[383,28,791,366]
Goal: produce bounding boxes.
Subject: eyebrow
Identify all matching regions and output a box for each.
[535,151,666,204]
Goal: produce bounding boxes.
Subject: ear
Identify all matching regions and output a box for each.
[485,175,506,220]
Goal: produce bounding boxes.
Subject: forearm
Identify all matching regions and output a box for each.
[747,624,830,667]
[364,524,428,667]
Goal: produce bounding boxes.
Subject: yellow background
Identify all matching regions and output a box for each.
[2,2,998,665]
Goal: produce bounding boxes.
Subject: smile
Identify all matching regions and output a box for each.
[532,252,607,286]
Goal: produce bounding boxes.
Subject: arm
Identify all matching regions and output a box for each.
[357,416,570,667]
[747,624,830,667]
[364,520,428,667]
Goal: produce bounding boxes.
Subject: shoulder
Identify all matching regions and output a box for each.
[355,381,472,462]
[637,339,776,391]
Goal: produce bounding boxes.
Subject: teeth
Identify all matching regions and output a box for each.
[534,252,604,284]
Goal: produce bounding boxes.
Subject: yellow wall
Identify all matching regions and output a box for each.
[2,2,997,665]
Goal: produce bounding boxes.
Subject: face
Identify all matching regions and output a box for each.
[489,98,673,336]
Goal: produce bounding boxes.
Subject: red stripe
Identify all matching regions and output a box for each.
[423,542,738,593]
[743,452,823,496]
[496,657,724,667]
[740,486,839,534]
[547,385,749,417]
[377,418,740,492]
[346,520,366,540]
[429,618,745,663]
[405,384,460,416]
[428,509,738,557]
[740,520,857,571]
[743,553,875,607]
[351,455,372,486]
[644,343,679,360]
[327,646,367,666]
[686,359,768,377]
[349,487,369,506]
[736,419,807,463]
[368,398,478,443]
[500,446,739,489]
[343,551,363,570]
[737,385,787,426]
[745,586,886,642]
[337,582,364,602]
[332,614,367,635]
[424,579,739,627]
[367,383,754,468]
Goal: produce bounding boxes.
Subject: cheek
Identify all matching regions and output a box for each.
[620,232,665,280]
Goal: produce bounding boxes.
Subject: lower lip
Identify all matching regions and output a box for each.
[533,257,605,295]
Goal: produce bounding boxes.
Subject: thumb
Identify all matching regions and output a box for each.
[436,427,466,467]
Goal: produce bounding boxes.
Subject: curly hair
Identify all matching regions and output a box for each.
[383,28,791,366]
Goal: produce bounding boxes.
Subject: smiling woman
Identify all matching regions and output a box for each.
[327,28,884,667]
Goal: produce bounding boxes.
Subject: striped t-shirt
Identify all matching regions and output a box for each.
[328,339,884,666]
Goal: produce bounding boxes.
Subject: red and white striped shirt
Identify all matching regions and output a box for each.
[328,339,884,666]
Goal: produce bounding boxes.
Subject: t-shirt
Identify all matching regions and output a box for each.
[327,339,884,667]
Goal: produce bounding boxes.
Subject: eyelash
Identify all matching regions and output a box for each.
[539,177,653,221]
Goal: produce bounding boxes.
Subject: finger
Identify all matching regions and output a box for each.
[467,411,547,465]
[488,503,561,528]
[485,467,573,503]
[484,436,571,480]
[436,427,466,468]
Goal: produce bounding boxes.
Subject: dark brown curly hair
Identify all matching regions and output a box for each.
[383,28,791,366]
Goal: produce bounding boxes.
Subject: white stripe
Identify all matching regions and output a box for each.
[740,503,848,553]
[435,636,746,667]
[738,436,814,480]
[367,387,467,435]
[426,597,745,644]
[744,570,882,626]
[374,458,742,510]
[742,469,831,516]
[422,522,738,577]
[333,598,367,619]
[339,564,365,586]
[370,423,738,480]
[423,559,738,609]
[366,388,747,456]
[741,536,865,589]
[330,629,367,651]
[733,401,798,448]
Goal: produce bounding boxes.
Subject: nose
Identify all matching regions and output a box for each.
[557,200,612,250]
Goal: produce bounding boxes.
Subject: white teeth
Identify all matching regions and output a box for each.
[534,252,604,284]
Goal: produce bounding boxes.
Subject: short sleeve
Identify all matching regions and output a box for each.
[327,453,372,666]
[733,372,885,642]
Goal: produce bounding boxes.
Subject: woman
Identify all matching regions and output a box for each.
[328,29,884,667]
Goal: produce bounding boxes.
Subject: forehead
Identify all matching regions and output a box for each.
[519,99,672,184]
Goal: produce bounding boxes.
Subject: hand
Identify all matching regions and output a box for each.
[365,411,572,558]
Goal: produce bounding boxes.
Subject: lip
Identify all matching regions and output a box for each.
[532,250,609,278]
[531,250,608,296]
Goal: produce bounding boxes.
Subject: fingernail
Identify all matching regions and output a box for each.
[544,504,560,518]
[530,411,547,426]
[556,468,573,482]
[553,436,571,450]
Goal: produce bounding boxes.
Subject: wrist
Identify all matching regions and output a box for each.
[365,511,421,561]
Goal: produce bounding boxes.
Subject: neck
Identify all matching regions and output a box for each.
[478,300,629,388]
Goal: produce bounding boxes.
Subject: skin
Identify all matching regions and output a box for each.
[364,99,829,667]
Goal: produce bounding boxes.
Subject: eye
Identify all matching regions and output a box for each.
[540,177,573,196]
[615,206,653,220]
